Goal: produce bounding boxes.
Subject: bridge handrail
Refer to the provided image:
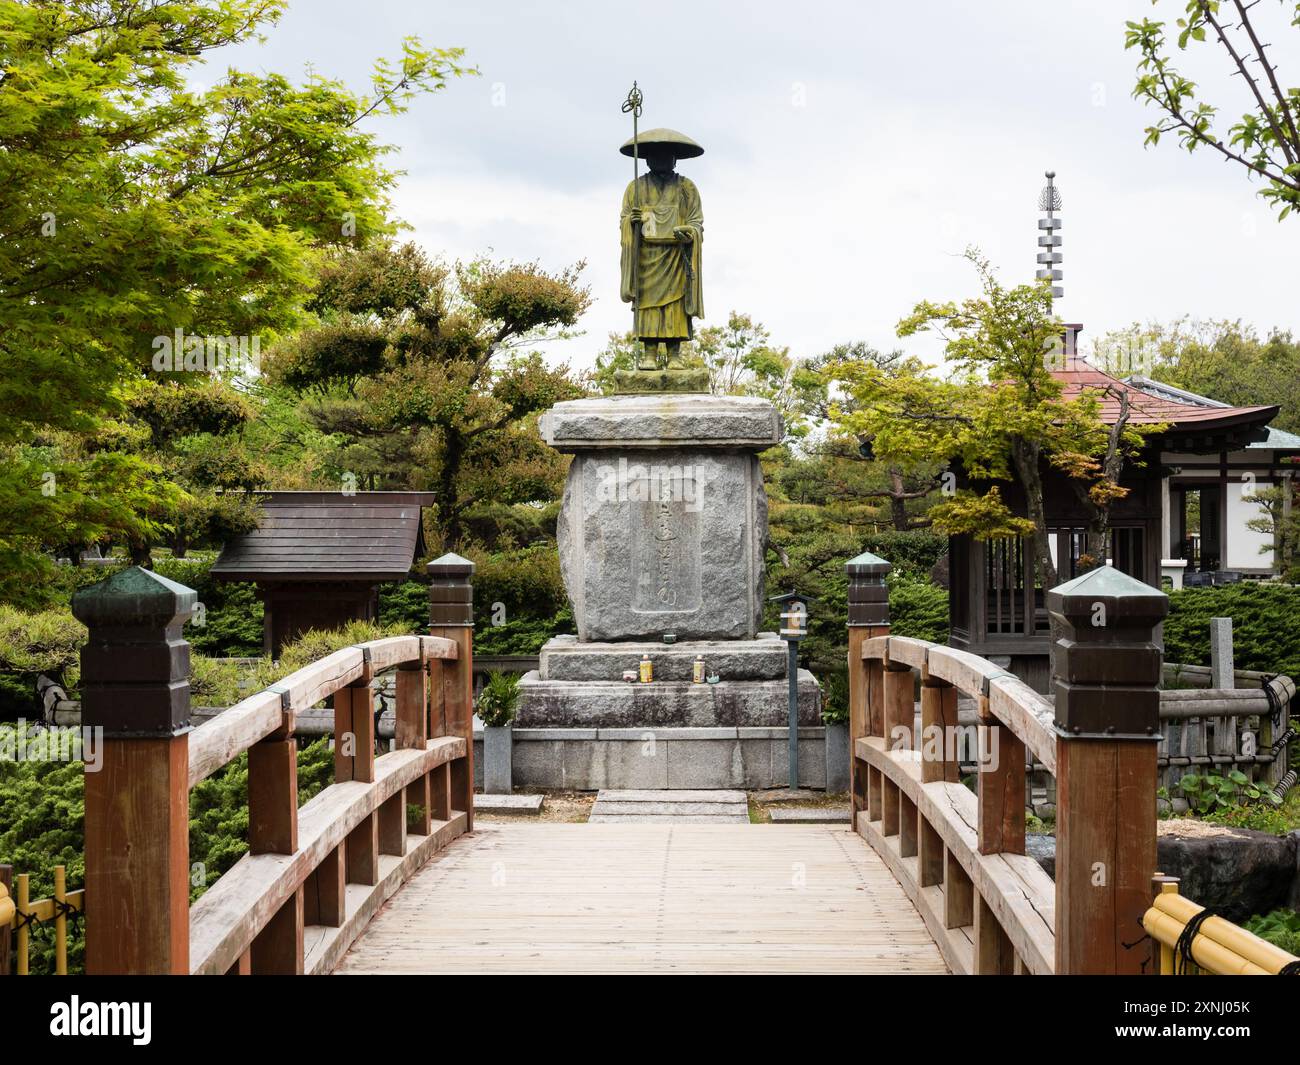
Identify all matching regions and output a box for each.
[861,635,1058,774]
[852,632,1058,974]
[188,634,459,788]
[71,555,478,975]
[846,551,1170,975]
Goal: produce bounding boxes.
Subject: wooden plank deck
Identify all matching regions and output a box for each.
[334,823,948,974]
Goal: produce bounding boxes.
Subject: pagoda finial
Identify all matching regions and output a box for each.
[1036,170,1063,301]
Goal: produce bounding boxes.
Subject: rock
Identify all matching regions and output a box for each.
[1033,802,1056,820]
[1171,798,1190,815]
[1156,827,1297,923]
[1026,833,1056,878]
[1024,828,1298,924]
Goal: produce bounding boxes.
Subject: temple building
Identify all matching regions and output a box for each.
[946,175,1298,690]
[212,491,434,657]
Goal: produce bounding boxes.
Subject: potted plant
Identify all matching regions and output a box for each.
[477,671,520,795]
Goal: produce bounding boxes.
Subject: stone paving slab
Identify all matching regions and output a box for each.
[590,788,750,823]
[587,814,750,824]
[593,801,749,818]
[476,794,545,815]
[597,789,746,803]
[769,806,851,824]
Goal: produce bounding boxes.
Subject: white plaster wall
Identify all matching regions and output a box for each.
[1227,480,1274,570]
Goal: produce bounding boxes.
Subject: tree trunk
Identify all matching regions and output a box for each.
[889,470,910,531]
[437,431,466,548]
[1010,437,1063,685]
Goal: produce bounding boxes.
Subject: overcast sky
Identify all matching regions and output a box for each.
[211,0,1299,369]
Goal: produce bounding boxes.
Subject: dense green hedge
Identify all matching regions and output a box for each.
[0,725,336,975]
[888,577,950,645]
[0,725,85,973]
[1165,583,1300,679]
[380,543,575,655]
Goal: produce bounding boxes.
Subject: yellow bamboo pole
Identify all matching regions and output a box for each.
[15,874,29,976]
[1143,880,1299,975]
[1155,878,1177,975]
[54,866,66,976]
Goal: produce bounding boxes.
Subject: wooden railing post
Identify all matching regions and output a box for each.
[846,551,891,831]
[977,678,1025,857]
[1048,565,1168,975]
[398,653,433,836]
[920,652,959,784]
[248,694,302,974]
[72,566,195,975]
[429,552,475,830]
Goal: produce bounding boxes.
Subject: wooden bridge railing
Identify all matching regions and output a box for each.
[847,551,1170,975]
[69,552,476,975]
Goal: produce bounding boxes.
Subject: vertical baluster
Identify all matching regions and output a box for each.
[304,845,346,928]
[334,675,375,783]
[248,700,302,975]
[378,787,408,856]
[977,690,1025,856]
[396,658,429,751]
[920,654,959,784]
[883,651,914,752]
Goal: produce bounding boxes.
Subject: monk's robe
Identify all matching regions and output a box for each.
[619,171,704,339]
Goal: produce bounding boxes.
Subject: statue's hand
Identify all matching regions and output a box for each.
[673,226,693,242]
[627,207,643,226]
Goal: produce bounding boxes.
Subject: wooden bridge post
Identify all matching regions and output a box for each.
[1048,566,1168,975]
[846,551,890,831]
[429,553,476,830]
[72,566,196,975]
[248,694,302,974]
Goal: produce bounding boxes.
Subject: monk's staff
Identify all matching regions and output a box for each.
[621,81,643,317]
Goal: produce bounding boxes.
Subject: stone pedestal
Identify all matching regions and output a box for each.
[541,394,781,641]
[519,392,821,789]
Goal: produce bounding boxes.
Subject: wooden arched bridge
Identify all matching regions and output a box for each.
[49,555,1296,976]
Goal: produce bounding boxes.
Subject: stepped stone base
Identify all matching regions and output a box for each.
[516,668,820,729]
[474,727,832,791]
[539,633,788,682]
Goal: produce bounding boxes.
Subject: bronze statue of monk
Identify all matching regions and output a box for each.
[619,128,704,371]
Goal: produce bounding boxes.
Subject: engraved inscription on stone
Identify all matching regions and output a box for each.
[632,483,701,614]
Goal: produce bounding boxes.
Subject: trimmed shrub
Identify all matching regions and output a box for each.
[1164,583,1300,678]
[889,577,950,644]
